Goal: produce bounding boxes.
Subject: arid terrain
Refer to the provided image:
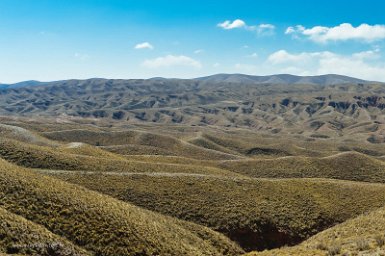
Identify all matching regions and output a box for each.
[1,74,385,255]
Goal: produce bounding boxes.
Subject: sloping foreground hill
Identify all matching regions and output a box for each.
[0,207,89,255]
[44,170,385,252]
[248,205,385,255]
[0,158,243,255]
[219,152,385,183]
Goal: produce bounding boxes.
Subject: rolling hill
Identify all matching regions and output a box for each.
[0,119,385,254]
[2,74,385,255]
[45,171,385,252]
[0,157,243,255]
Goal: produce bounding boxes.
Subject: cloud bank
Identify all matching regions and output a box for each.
[142,55,201,69]
[265,49,385,81]
[286,23,385,43]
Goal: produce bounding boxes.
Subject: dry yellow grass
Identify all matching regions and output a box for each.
[44,169,385,252]
[0,207,89,255]
[58,142,127,160]
[219,151,385,183]
[42,129,242,160]
[3,118,385,254]
[0,158,243,255]
[0,138,243,177]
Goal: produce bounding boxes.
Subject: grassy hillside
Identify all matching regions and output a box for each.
[6,116,385,159]
[42,129,242,160]
[0,207,89,255]
[219,151,385,183]
[43,170,385,252]
[2,119,385,254]
[0,158,243,255]
[0,138,242,177]
[0,123,58,147]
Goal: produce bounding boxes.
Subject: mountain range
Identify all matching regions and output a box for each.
[0,73,384,144]
[195,73,370,85]
[0,73,373,89]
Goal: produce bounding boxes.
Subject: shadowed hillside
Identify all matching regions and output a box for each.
[248,204,385,255]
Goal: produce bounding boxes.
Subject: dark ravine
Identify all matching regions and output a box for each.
[223,225,303,252]
[221,216,338,252]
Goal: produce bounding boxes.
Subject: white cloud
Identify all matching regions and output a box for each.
[266,49,385,81]
[267,50,333,64]
[213,62,220,68]
[218,19,275,35]
[142,55,201,69]
[317,56,385,81]
[256,24,275,35]
[217,19,246,30]
[285,25,304,34]
[247,52,259,58]
[285,27,295,34]
[134,42,154,50]
[352,49,381,60]
[259,24,275,29]
[194,49,204,54]
[286,23,385,43]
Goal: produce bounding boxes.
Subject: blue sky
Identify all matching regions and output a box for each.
[1,0,385,83]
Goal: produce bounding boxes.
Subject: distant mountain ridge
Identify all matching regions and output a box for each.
[195,74,370,85]
[0,80,45,89]
[0,74,375,90]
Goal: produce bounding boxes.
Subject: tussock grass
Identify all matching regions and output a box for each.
[42,129,242,160]
[0,207,89,255]
[188,136,242,156]
[4,119,385,254]
[0,138,242,177]
[0,123,58,147]
[45,171,385,252]
[0,158,243,255]
[219,151,385,183]
[58,142,127,159]
[123,154,214,165]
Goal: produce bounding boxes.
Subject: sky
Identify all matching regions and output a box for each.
[1,0,385,83]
